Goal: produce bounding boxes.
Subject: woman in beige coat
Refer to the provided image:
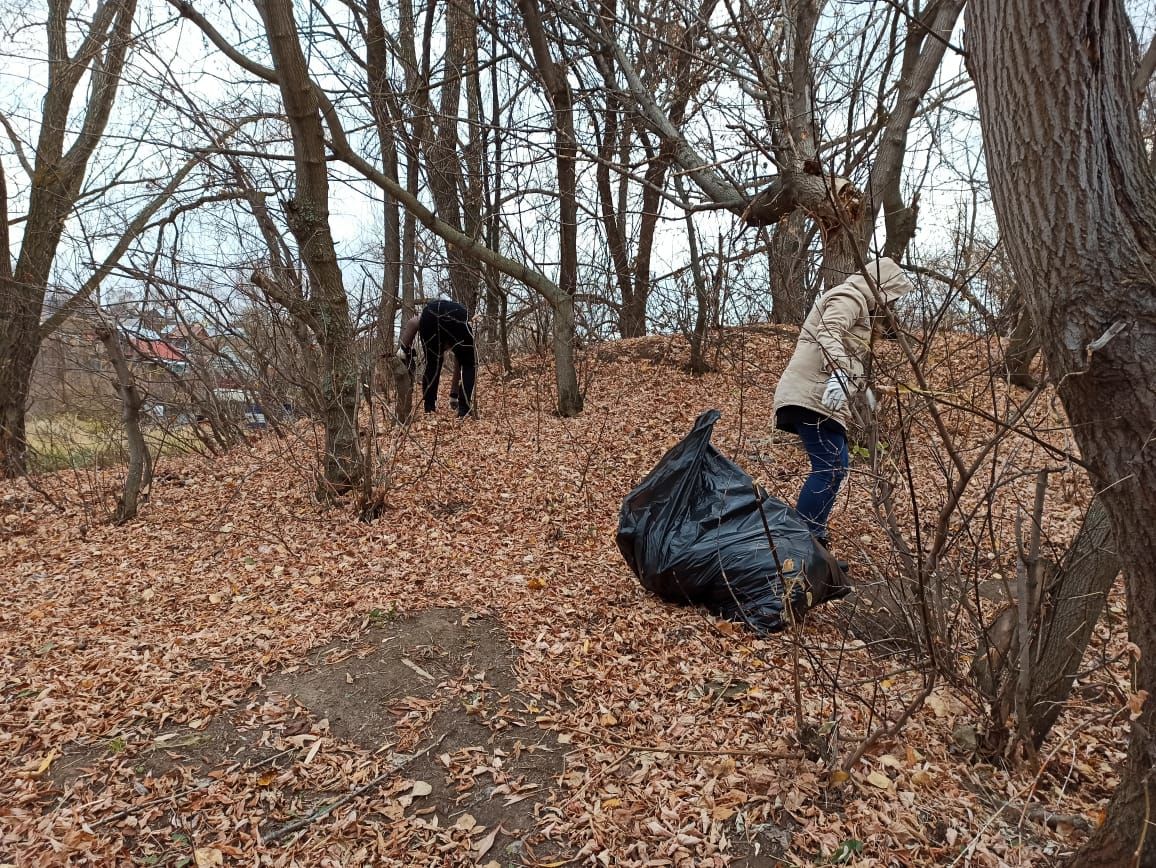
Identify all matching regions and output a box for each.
[773,258,914,549]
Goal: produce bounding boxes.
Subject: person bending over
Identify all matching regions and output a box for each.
[397,299,477,417]
[772,257,913,551]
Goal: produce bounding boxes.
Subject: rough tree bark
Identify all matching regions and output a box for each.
[254,0,362,492]
[95,320,152,525]
[968,3,1156,862]
[1003,289,1043,389]
[1025,500,1119,746]
[973,499,1121,751]
[769,212,811,323]
[517,0,583,415]
[0,0,137,476]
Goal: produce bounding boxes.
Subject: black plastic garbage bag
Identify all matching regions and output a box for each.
[616,409,850,634]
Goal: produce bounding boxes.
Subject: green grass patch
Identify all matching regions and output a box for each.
[26,414,204,473]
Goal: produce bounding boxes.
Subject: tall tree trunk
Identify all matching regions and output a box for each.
[0,327,37,475]
[401,0,480,311]
[763,0,822,323]
[551,294,581,413]
[255,0,362,492]
[968,3,1156,862]
[595,84,634,336]
[399,0,419,324]
[483,3,512,372]
[461,0,487,316]
[623,139,667,339]
[364,0,403,364]
[436,0,481,310]
[518,0,583,415]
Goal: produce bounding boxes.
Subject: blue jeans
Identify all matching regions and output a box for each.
[794,414,849,542]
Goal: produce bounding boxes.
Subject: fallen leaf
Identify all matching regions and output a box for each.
[28,750,59,777]
[867,771,892,789]
[193,848,223,868]
[401,658,435,680]
[304,737,323,764]
[410,780,433,798]
[474,825,499,860]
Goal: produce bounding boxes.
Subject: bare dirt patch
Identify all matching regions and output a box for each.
[264,607,569,861]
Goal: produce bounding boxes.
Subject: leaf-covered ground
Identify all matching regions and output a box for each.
[1,327,1131,866]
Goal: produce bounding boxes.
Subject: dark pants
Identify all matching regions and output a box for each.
[418,300,476,416]
[777,406,849,543]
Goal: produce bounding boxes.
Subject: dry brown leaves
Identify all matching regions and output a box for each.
[0,327,1131,866]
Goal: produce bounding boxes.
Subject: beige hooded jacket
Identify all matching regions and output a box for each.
[773,257,914,431]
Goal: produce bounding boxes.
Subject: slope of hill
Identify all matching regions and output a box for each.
[1,328,1128,866]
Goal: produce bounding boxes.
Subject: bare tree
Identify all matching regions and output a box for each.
[968,2,1156,862]
[253,0,363,492]
[0,0,137,475]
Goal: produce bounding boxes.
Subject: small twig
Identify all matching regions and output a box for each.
[841,677,936,772]
[261,734,445,846]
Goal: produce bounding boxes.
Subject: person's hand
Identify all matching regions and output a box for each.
[821,370,853,412]
[395,346,415,374]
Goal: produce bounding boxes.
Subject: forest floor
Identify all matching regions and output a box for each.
[0,326,1133,867]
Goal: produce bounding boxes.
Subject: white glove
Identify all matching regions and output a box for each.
[821,370,854,412]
